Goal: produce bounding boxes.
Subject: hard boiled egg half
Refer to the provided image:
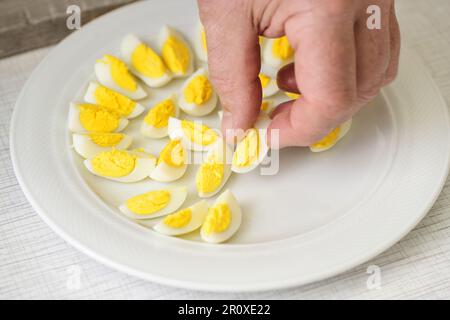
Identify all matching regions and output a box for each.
[259,73,279,98]
[159,26,194,78]
[232,115,270,173]
[262,36,294,76]
[168,118,219,152]
[153,200,209,236]
[94,54,147,100]
[84,82,144,119]
[150,139,187,182]
[121,34,173,88]
[68,103,128,133]
[141,95,179,139]
[73,132,132,159]
[84,149,156,183]
[196,139,233,198]
[178,68,217,116]
[200,189,242,243]
[310,119,352,152]
[119,186,187,219]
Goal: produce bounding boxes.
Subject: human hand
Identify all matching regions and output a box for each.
[198,0,400,148]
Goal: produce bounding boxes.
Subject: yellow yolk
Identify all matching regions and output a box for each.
[158,139,185,167]
[311,127,341,149]
[286,92,301,99]
[144,99,176,128]
[259,73,271,88]
[201,29,207,53]
[272,36,293,60]
[196,153,224,194]
[89,133,124,147]
[260,101,270,112]
[259,36,264,45]
[181,120,217,146]
[183,75,212,105]
[203,203,231,235]
[131,43,166,78]
[162,35,190,74]
[163,208,192,228]
[78,104,119,132]
[233,129,259,167]
[92,149,136,177]
[94,85,136,116]
[99,55,137,91]
[126,190,171,215]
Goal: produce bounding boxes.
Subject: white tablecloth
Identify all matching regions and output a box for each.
[1,0,450,299]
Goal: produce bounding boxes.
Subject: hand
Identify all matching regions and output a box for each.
[198,0,400,148]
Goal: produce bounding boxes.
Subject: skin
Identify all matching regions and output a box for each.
[198,0,400,148]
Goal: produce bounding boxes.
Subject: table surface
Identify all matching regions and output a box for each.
[2,0,450,299]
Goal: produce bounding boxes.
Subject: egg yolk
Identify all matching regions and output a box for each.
[311,127,341,149]
[181,120,217,146]
[131,43,166,78]
[163,208,192,228]
[89,133,124,147]
[126,190,171,215]
[144,98,176,128]
[203,203,231,235]
[158,139,185,167]
[78,104,119,132]
[233,129,259,167]
[259,73,271,89]
[92,149,136,177]
[94,85,136,116]
[196,153,224,194]
[286,92,301,99]
[183,75,212,105]
[162,35,190,74]
[99,55,137,92]
[260,101,270,112]
[201,29,207,53]
[272,36,293,60]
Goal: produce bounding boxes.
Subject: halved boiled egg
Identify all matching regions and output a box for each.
[231,115,270,173]
[168,117,219,152]
[84,149,156,183]
[310,119,352,152]
[119,186,187,219]
[259,73,279,98]
[153,200,209,236]
[94,54,147,100]
[68,103,128,133]
[84,82,144,119]
[159,25,194,78]
[73,132,132,158]
[141,95,179,138]
[121,34,173,88]
[200,189,242,243]
[194,23,207,62]
[262,36,294,77]
[196,139,233,198]
[178,68,217,116]
[150,139,187,182]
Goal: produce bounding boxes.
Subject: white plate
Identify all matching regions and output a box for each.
[10,0,450,292]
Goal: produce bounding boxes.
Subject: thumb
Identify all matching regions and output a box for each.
[198,1,261,140]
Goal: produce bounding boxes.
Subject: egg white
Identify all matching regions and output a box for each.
[200,189,242,243]
[84,151,156,183]
[168,117,220,152]
[177,68,217,117]
[140,94,179,139]
[158,25,194,78]
[149,140,188,182]
[310,118,352,152]
[68,102,129,133]
[94,55,147,100]
[84,82,145,119]
[120,33,173,88]
[119,186,188,220]
[72,133,132,159]
[262,37,294,71]
[261,76,279,98]
[153,200,209,236]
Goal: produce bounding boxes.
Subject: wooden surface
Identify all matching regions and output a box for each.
[0,0,137,58]
[1,0,450,299]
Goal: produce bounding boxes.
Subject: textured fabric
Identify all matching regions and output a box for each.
[1,0,450,299]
